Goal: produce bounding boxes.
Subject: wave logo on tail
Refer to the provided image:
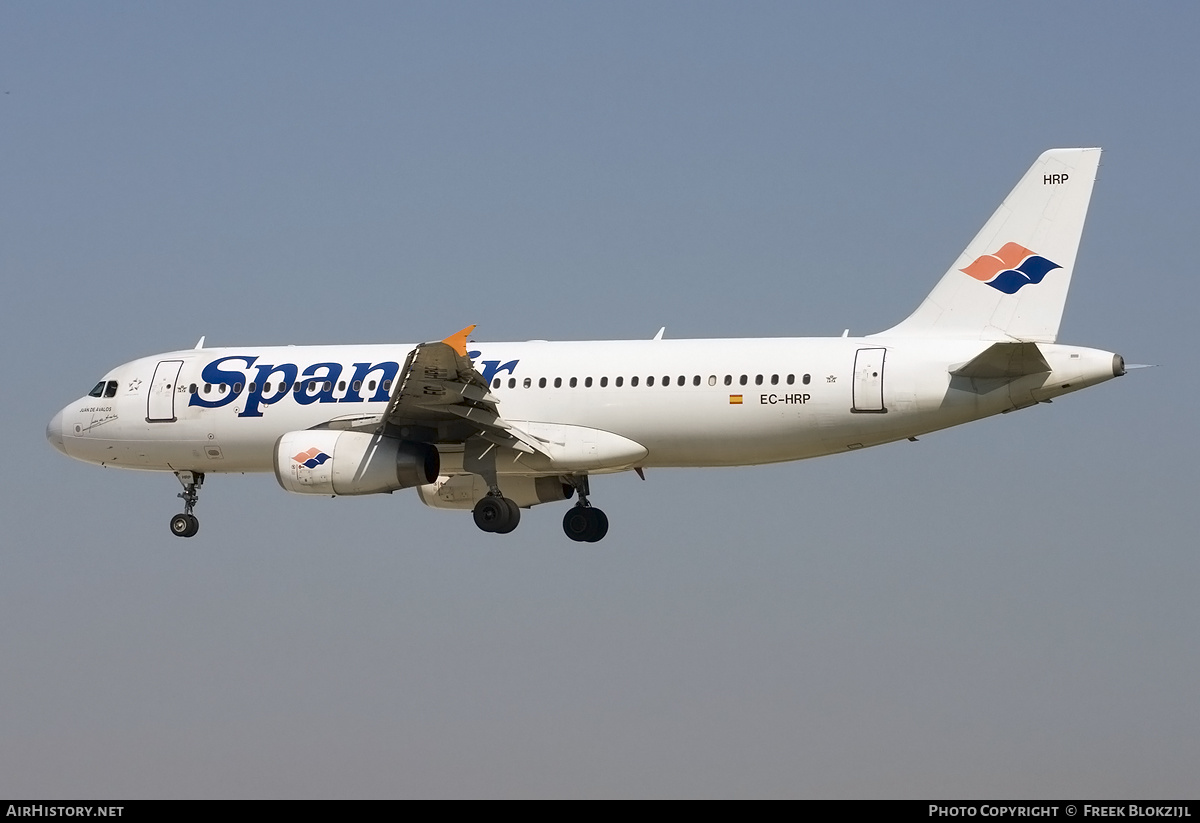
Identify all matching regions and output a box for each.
[961,242,1061,294]
[292,447,331,469]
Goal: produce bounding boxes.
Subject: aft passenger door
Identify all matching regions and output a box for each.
[147,360,184,422]
[851,348,887,413]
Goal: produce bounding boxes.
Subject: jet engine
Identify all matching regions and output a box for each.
[418,474,573,510]
[274,430,439,496]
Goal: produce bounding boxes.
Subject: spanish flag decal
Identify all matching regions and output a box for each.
[729,395,743,404]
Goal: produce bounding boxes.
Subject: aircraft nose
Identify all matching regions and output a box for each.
[46,409,66,454]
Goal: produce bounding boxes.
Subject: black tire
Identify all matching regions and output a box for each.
[170,513,198,538]
[585,508,608,543]
[473,496,508,533]
[562,506,593,542]
[494,497,521,534]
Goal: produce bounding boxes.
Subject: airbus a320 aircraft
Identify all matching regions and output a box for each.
[48,148,1126,543]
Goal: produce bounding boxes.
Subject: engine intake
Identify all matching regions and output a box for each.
[274,430,439,496]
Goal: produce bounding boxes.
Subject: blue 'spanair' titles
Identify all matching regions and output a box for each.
[469,351,519,385]
[188,353,519,418]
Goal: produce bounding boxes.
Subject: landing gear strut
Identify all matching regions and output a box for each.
[170,471,204,538]
[473,493,520,534]
[562,475,608,543]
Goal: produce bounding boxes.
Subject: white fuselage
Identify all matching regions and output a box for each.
[48,336,1122,477]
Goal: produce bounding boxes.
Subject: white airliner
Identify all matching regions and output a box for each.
[47,148,1125,542]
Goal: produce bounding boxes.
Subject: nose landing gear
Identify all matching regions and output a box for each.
[170,471,204,538]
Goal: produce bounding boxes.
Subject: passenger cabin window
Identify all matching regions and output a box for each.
[724,375,732,386]
[786,374,794,385]
[771,374,779,385]
[600,377,608,387]
[569,377,578,388]
[631,376,639,387]
[493,378,501,389]
[739,375,747,386]
[539,377,547,388]
[803,374,811,385]
[508,378,516,389]
[554,377,562,388]
[585,377,593,388]
[647,376,655,387]
[615,376,623,387]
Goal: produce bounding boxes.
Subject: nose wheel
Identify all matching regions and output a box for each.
[170,471,204,538]
[170,512,199,538]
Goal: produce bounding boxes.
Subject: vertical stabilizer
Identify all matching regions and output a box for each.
[876,148,1101,342]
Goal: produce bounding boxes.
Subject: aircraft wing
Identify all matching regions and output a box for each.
[379,325,548,456]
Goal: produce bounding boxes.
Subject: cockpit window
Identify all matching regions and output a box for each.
[89,381,106,398]
[104,381,118,398]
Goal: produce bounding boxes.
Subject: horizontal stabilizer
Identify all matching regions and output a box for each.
[950,342,1050,379]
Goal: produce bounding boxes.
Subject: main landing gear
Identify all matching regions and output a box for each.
[473,493,520,534]
[562,475,608,543]
[562,506,608,543]
[470,474,610,542]
[170,471,204,538]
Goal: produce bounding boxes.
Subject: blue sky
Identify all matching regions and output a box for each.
[3,2,1196,797]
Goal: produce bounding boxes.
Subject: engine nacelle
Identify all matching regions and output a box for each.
[274,430,439,496]
[417,475,574,510]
